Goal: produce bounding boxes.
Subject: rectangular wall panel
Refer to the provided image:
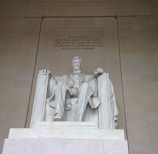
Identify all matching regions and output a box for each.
[27,17,126,132]
[0,17,41,153]
[118,16,158,154]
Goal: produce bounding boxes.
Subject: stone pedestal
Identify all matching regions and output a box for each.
[2,122,129,154]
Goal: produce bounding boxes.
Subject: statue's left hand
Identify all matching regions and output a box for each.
[94,68,104,76]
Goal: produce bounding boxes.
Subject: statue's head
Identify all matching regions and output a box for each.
[71,56,82,71]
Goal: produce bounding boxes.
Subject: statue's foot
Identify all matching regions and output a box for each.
[53,114,62,121]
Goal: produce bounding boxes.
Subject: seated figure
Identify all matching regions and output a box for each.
[47,57,103,121]
[30,56,118,129]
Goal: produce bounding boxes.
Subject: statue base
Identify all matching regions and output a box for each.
[2,122,129,154]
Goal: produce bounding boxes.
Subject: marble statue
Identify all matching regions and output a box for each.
[30,56,118,129]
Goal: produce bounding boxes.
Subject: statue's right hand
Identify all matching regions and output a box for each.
[69,87,78,97]
[39,69,51,75]
[66,78,73,88]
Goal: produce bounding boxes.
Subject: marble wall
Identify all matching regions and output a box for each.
[0,1,158,154]
[0,17,41,152]
[118,16,158,154]
[0,0,158,16]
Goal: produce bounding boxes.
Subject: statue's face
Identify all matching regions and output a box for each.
[72,58,81,71]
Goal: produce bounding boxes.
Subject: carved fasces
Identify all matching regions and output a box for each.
[30,69,51,128]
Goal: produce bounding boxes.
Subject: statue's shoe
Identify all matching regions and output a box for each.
[53,114,62,121]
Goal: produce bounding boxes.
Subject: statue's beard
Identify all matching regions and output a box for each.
[73,69,81,74]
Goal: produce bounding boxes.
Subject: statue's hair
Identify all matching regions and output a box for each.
[72,56,82,64]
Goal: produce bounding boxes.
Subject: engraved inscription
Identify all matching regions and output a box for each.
[54,35,103,50]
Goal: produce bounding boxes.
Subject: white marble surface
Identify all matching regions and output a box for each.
[31,57,118,129]
[3,138,128,154]
[35,121,98,128]
[8,128,125,140]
